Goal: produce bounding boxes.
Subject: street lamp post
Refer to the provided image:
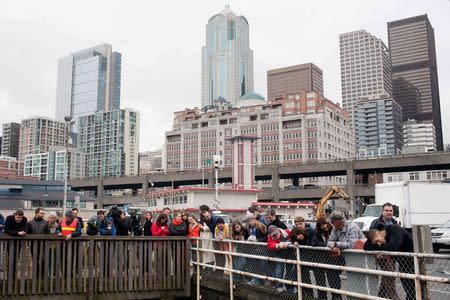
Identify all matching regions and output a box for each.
[63,116,74,213]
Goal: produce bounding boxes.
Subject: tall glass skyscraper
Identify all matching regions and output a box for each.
[201,5,254,108]
[55,44,121,130]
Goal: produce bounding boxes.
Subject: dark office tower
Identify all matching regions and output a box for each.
[388,14,443,150]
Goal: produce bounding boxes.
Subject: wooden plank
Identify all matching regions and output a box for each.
[77,241,83,293]
[167,241,172,290]
[184,240,191,296]
[108,241,114,293]
[161,241,166,291]
[19,240,26,295]
[31,240,37,294]
[43,241,50,294]
[147,241,153,291]
[88,238,94,299]
[7,240,15,295]
[128,241,133,291]
[138,241,143,291]
[177,241,181,290]
[118,241,124,291]
[98,241,104,292]
[55,241,61,294]
[66,241,72,294]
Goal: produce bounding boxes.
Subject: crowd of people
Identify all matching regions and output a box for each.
[0,202,416,299]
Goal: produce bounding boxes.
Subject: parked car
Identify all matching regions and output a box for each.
[432,220,450,252]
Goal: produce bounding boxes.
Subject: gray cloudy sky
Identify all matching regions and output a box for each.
[1,0,449,151]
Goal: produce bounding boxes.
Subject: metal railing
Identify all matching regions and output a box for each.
[191,237,450,300]
[0,235,191,299]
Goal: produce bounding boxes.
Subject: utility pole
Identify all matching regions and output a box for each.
[63,115,74,213]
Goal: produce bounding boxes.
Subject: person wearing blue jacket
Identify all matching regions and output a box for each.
[96,210,116,236]
[0,213,5,234]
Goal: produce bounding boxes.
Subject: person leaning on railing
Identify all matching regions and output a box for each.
[169,212,188,236]
[364,224,416,300]
[312,217,342,300]
[151,213,170,237]
[230,221,250,282]
[245,215,267,285]
[290,226,314,298]
[267,225,295,293]
[56,210,82,240]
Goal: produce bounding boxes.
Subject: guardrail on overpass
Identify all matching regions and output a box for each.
[69,152,450,204]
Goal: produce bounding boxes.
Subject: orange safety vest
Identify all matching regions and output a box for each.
[60,218,78,236]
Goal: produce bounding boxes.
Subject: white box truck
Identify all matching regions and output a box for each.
[354,181,450,232]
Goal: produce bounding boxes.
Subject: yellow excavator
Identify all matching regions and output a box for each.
[315,186,350,220]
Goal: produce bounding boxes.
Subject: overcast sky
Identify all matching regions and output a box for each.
[1,0,449,151]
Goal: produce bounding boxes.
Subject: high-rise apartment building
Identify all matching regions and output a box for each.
[1,122,21,158]
[18,117,68,163]
[55,44,121,129]
[201,5,254,108]
[77,109,139,178]
[339,30,392,128]
[388,14,443,150]
[267,63,324,101]
[24,148,86,180]
[403,119,436,153]
[165,91,353,171]
[355,95,403,158]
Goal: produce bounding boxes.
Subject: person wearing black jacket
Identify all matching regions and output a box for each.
[143,212,153,236]
[369,202,398,230]
[311,218,342,300]
[265,208,287,229]
[5,210,28,236]
[28,208,49,234]
[114,211,130,236]
[5,210,28,277]
[364,225,415,300]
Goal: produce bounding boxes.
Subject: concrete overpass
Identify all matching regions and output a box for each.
[69,152,450,205]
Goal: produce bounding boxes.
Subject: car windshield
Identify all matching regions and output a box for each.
[363,205,383,218]
[442,220,450,228]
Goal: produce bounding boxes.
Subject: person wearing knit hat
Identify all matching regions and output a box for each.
[267,225,293,292]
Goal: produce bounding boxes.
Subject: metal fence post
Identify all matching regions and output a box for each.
[295,246,303,300]
[413,255,423,300]
[196,239,201,300]
[228,240,234,300]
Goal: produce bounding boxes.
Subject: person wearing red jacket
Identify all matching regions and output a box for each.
[267,225,296,293]
[151,213,170,237]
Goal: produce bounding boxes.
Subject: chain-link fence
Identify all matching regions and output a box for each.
[191,237,450,300]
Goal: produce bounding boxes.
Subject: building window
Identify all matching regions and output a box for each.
[409,172,419,181]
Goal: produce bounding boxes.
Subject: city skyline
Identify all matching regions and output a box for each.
[0,0,449,151]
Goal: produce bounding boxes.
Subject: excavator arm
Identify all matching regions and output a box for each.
[315,186,350,220]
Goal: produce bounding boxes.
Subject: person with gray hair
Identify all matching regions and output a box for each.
[326,211,366,299]
[327,211,364,251]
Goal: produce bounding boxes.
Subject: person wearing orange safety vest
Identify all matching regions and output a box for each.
[56,210,82,240]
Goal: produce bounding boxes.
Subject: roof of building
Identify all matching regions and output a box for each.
[240,92,265,101]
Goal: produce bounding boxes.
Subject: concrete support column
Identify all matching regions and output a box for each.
[292,177,300,187]
[271,165,280,202]
[96,179,104,209]
[346,166,355,218]
[207,170,215,188]
[142,175,148,196]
